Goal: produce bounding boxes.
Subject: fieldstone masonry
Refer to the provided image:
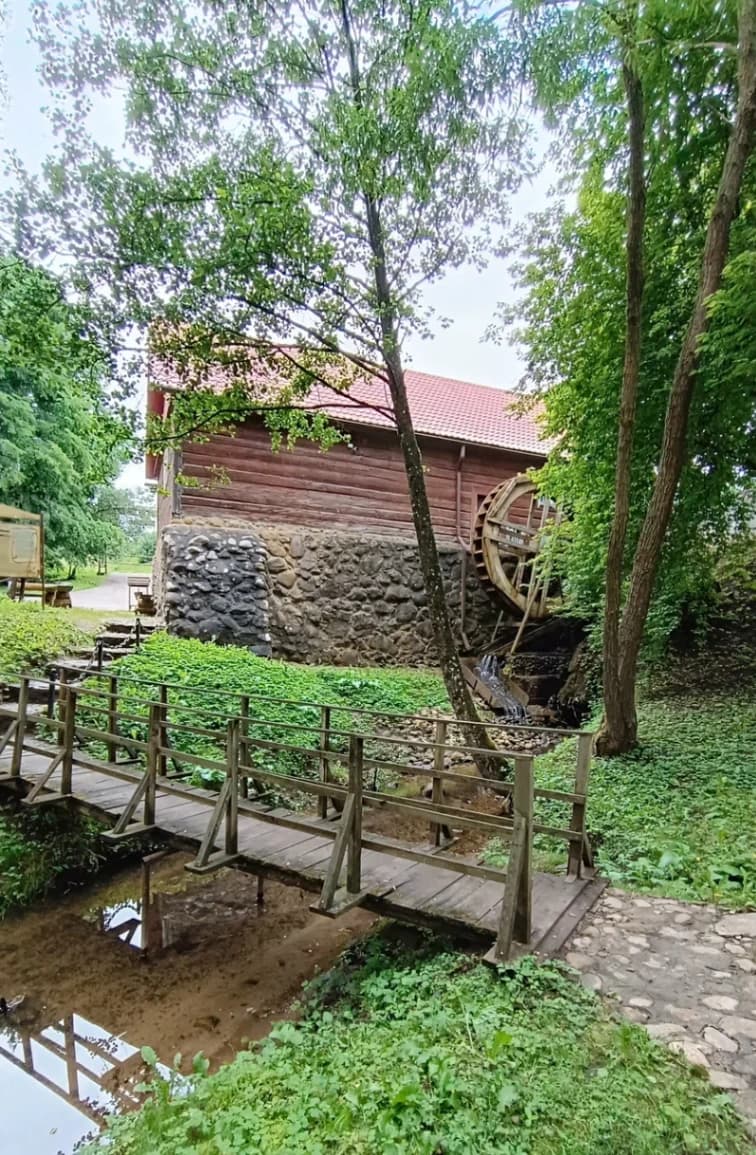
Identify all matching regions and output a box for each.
[158,519,505,665]
[563,890,756,1131]
[161,524,272,654]
[256,525,502,666]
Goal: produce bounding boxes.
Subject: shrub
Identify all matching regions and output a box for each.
[0,597,88,677]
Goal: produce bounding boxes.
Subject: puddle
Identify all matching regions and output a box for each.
[0,854,374,1153]
[0,1006,175,1154]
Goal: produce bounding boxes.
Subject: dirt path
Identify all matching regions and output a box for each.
[563,888,756,1130]
[71,573,132,612]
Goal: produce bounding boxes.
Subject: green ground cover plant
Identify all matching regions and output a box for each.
[0,597,89,676]
[104,633,449,787]
[485,685,756,910]
[0,806,108,916]
[87,935,752,1155]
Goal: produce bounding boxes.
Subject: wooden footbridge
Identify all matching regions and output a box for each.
[0,668,603,960]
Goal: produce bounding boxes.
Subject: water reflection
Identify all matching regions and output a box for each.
[84,852,184,954]
[0,1008,166,1153]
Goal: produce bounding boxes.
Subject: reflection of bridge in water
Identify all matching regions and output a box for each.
[0,1010,146,1129]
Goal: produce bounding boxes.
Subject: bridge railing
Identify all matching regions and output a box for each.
[1,666,595,960]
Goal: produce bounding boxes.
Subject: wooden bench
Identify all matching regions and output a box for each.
[9,581,73,608]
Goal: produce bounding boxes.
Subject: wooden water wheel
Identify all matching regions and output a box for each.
[472,475,562,620]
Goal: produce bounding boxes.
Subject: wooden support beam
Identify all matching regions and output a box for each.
[317,794,356,911]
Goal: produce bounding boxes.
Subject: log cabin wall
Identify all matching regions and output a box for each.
[176,419,539,542]
[155,418,547,665]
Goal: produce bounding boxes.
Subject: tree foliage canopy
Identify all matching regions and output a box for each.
[17,0,526,438]
[0,256,132,567]
[508,0,756,648]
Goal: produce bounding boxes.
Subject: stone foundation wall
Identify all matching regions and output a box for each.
[160,524,272,654]
[158,519,507,666]
[257,525,503,666]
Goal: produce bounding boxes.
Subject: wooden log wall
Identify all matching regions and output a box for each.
[176,420,543,541]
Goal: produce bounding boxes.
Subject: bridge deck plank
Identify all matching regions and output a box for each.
[1,748,600,950]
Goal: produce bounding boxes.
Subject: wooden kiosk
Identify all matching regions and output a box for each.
[0,504,47,604]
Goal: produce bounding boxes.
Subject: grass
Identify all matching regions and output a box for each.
[85,934,753,1155]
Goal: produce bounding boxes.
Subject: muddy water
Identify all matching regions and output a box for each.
[0,855,374,1154]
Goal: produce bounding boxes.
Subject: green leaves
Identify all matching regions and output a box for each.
[0,256,133,568]
[82,946,753,1154]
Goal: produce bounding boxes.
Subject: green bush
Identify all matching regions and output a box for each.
[87,940,751,1155]
[0,596,89,677]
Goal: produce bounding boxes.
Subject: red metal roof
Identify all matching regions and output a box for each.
[149,355,548,458]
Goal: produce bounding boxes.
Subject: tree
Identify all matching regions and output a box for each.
[0,256,133,570]
[510,0,756,751]
[16,0,528,758]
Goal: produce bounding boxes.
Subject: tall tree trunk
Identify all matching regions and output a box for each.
[606,1,756,754]
[338,0,498,769]
[596,52,646,757]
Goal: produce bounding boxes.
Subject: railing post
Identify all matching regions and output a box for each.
[239,695,249,799]
[56,666,69,747]
[106,675,118,763]
[145,702,159,826]
[61,686,77,796]
[225,719,239,857]
[431,718,447,846]
[490,753,534,962]
[568,732,593,877]
[9,676,29,777]
[46,669,57,719]
[157,683,168,778]
[318,705,331,820]
[347,734,363,894]
[513,754,533,944]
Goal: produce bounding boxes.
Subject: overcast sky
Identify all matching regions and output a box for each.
[1,0,557,487]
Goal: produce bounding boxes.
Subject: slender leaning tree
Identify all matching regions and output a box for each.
[15,1,528,754]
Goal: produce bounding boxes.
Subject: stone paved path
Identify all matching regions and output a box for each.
[563,890,756,1129]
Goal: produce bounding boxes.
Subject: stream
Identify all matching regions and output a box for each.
[0,853,373,1153]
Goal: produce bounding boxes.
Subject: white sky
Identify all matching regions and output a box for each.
[1,0,557,489]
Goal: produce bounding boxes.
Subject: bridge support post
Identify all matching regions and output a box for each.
[318,705,331,820]
[431,719,447,846]
[488,754,534,963]
[7,676,29,776]
[106,675,118,763]
[347,734,363,894]
[185,718,241,874]
[60,686,77,796]
[239,696,250,799]
[568,733,593,878]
